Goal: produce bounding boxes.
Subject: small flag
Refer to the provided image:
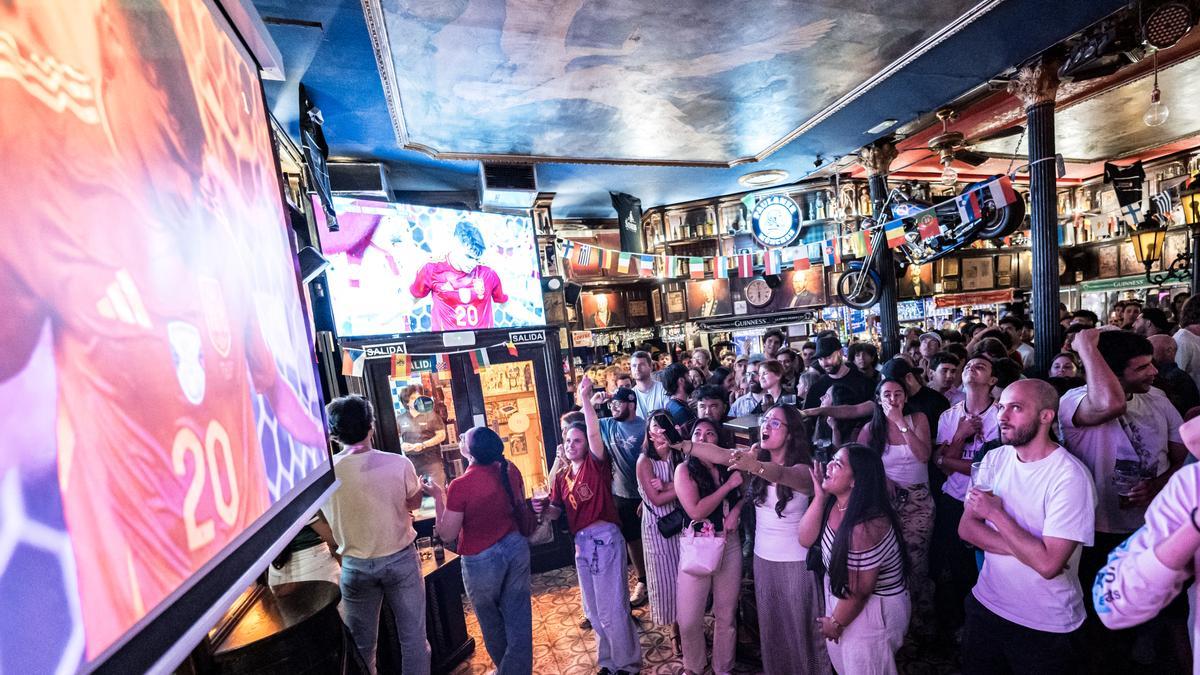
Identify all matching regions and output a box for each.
[600,248,615,270]
[916,211,943,241]
[737,253,754,277]
[638,254,656,278]
[843,231,870,259]
[823,239,840,267]
[763,249,781,275]
[618,252,632,273]
[1121,202,1143,225]
[956,189,982,223]
[507,342,518,357]
[986,175,1019,208]
[576,244,593,267]
[436,353,450,372]
[468,350,481,373]
[715,256,730,279]
[791,250,811,271]
[689,257,705,279]
[340,347,366,377]
[391,353,410,380]
[885,221,906,248]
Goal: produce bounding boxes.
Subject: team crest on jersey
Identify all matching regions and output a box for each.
[198,276,232,358]
[168,321,206,405]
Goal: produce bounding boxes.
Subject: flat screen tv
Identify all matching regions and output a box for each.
[0,0,333,672]
[321,197,546,337]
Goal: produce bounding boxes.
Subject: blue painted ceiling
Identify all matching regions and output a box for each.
[255,0,1129,218]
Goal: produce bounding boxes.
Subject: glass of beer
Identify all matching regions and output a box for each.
[1114,467,1142,509]
[416,536,433,561]
[970,461,992,493]
[532,482,550,510]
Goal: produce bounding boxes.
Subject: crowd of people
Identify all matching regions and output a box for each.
[307,292,1200,675]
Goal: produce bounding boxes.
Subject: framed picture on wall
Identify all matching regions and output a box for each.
[898,263,934,298]
[580,291,626,329]
[962,256,994,291]
[686,279,733,317]
[1097,244,1119,279]
[1165,232,1188,270]
[777,266,827,309]
[629,299,649,318]
[1018,250,1033,288]
[995,254,1013,287]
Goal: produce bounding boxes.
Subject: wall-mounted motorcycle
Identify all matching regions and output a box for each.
[835,177,1026,309]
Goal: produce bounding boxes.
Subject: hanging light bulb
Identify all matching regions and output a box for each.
[939,159,958,186]
[1144,50,1170,127]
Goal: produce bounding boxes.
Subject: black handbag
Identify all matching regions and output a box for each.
[656,507,688,538]
[806,500,833,576]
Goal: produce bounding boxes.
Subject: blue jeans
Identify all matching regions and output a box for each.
[461,532,533,675]
[340,545,431,675]
[575,521,642,672]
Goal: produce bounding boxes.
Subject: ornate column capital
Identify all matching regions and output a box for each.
[858,141,898,178]
[1008,54,1061,109]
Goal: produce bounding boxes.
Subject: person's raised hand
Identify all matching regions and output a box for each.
[1072,327,1101,354]
[577,376,594,404]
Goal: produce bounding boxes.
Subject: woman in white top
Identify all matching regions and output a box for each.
[636,409,683,653]
[731,404,832,675]
[857,378,933,637]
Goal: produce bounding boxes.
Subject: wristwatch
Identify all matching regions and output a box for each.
[898,425,910,433]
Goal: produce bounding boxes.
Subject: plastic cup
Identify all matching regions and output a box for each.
[970,461,992,493]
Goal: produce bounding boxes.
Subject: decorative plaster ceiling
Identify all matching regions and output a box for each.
[363,0,989,165]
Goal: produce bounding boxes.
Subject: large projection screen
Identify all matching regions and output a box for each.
[0,0,333,672]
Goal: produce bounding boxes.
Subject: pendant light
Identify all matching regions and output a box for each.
[1143,50,1170,127]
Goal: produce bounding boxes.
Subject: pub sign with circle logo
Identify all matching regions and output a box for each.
[750,195,801,247]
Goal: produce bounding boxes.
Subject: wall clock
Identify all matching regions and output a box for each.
[744,278,774,308]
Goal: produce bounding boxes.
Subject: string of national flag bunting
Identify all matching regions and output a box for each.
[557,175,1020,281]
[340,341,520,378]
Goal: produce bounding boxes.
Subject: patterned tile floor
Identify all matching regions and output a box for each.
[450,567,960,674]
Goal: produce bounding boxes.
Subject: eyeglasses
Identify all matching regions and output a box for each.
[758,417,788,431]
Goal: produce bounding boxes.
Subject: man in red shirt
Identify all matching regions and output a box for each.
[0,0,326,659]
[409,221,508,331]
[534,377,641,674]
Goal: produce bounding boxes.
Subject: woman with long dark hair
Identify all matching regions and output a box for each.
[728,404,832,675]
[636,410,683,652]
[857,378,933,635]
[425,426,532,674]
[799,444,910,674]
[673,418,744,675]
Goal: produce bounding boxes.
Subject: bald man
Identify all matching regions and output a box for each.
[959,379,1097,674]
[1150,334,1200,416]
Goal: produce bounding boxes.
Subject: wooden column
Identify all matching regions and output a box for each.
[1009,56,1060,377]
[860,141,900,359]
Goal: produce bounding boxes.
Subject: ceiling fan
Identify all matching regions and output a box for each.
[924,108,1025,184]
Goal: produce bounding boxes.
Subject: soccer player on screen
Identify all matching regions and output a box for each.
[0,0,327,660]
[410,221,509,330]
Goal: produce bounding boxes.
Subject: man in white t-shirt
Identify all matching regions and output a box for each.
[319,395,430,675]
[959,379,1096,674]
[933,354,1000,631]
[630,350,669,419]
[1174,295,1200,391]
[1057,327,1186,671]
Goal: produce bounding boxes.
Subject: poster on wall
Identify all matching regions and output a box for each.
[663,281,688,323]
[580,291,626,329]
[686,279,733,318]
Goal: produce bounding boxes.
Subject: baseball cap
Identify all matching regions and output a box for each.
[747,354,768,365]
[814,335,842,359]
[879,357,917,381]
[919,332,943,345]
[611,387,637,403]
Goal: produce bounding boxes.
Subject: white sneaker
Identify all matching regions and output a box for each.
[629,581,648,607]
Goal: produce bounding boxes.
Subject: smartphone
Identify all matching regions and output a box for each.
[653,413,684,444]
